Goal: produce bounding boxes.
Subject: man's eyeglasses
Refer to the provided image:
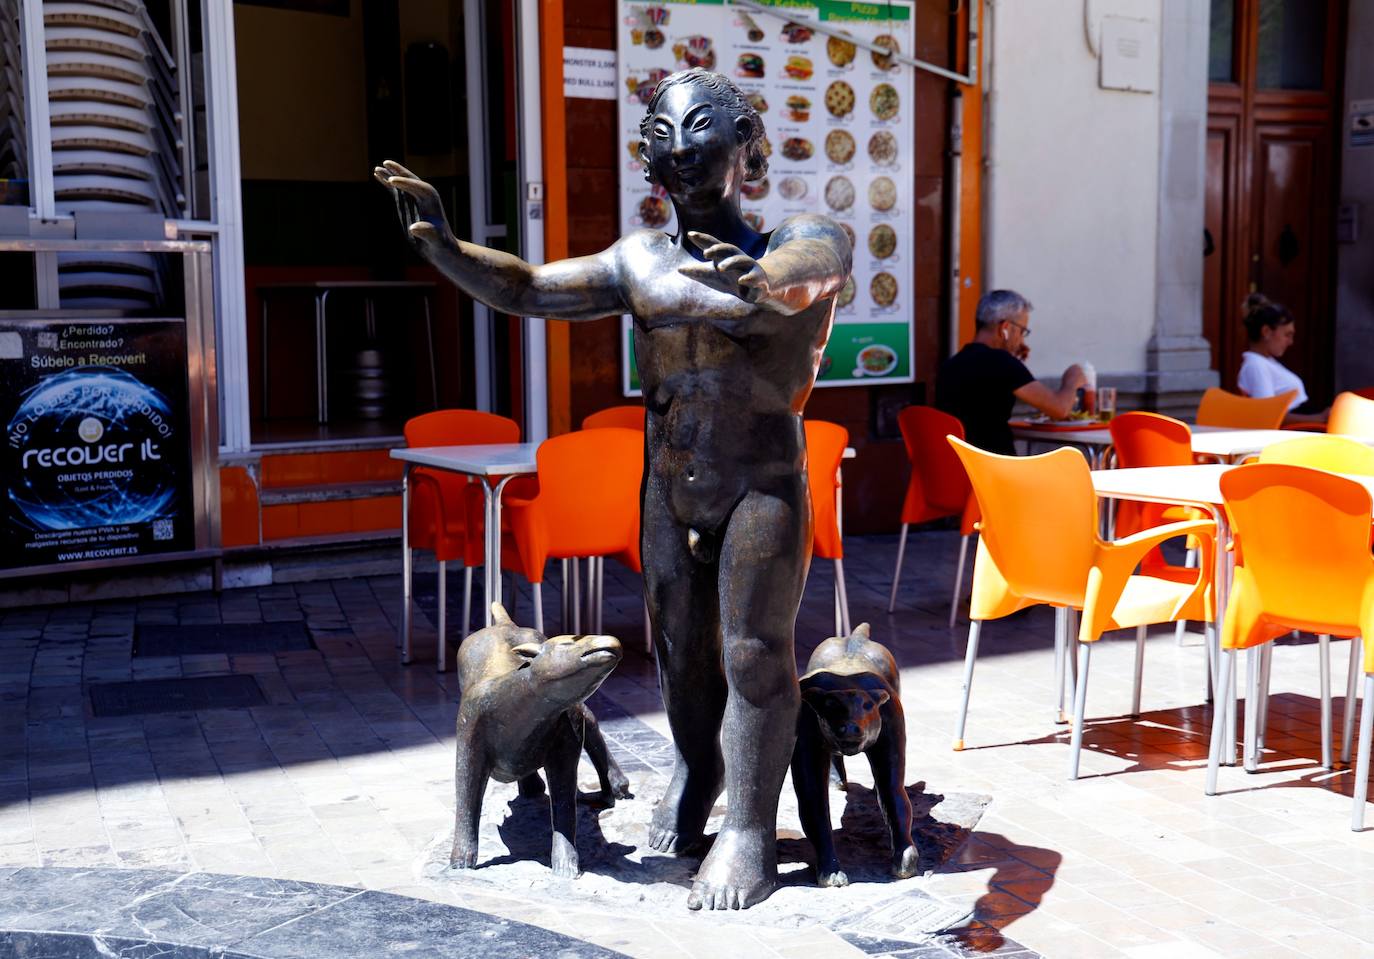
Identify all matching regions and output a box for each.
[1005,321,1031,337]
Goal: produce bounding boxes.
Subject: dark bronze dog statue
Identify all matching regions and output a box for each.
[451,603,629,878]
[791,623,920,886]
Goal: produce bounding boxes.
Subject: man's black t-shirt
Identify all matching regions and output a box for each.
[935,342,1036,455]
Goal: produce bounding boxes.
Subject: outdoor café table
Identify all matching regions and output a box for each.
[1011,421,1113,467]
[390,442,539,664]
[1189,426,1374,463]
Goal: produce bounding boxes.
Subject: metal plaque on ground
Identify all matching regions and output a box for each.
[134,622,313,657]
[88,675,266,717]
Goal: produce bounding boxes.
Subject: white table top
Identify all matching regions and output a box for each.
[391,443,540,476]
[1011,424,1112,447]
[392,441,855,476]
[1092,464,1374,511]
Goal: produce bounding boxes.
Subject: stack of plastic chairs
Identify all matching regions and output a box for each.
[1206,463,1374,830]
[888,406,978,627]
[947,438,1215,779]
[805,419,851,637]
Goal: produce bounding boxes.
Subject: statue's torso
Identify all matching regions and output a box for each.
[619,228,835,528]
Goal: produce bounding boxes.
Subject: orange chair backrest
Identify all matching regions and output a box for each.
[805,419,849,560]
[535,428,643,558]
[1196,387,1293,429]
[1328,391,1374,439]
[582,405,646,431]
[949,438,1098,606]
[1109,412,1193,468]
[404,409,520,447]
[896,406,971,524]
[1221,464,1374,630]
[1258,435,1374,476]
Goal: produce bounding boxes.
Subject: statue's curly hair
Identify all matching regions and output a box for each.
[638,69,768,184]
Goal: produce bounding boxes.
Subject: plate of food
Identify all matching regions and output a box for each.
[741,177,770,201]
[785,94,810,122]
[736,52,765,78]
[827,35,857,68]
[871,34,901,71]
[871,83,900,121]
[1016,413,1108,430]
[855,343,898,377]
[825,129,855,164]
[778,176,808,201]
[781,137,814,161]
[825,80,855,118]
[783,55,813,81]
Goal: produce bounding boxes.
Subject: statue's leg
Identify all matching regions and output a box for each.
[579,704,632,801]
[451,733,487,868]
[545,718,583,879]
[688,485,808,911]
[792,709,847,887]
[517,773,546,798]
[643,484,727,853]
[867,707,920,878]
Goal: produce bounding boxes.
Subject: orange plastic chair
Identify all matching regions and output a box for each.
[404,410,531,670]
[1259,434,1374,475]
[948,438,1215,779]
[805,420,851,637]
[1196,387,1295,429]
[582,405,646,431]
[1207,464,1374,829]
[1328,391,1374,439]
[503,428,644,642]
[888,406,978,627]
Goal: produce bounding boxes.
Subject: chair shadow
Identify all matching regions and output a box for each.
[961,694,1351,791]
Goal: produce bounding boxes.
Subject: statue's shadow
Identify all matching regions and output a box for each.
[776,780,976,888]
[483,792,637,873]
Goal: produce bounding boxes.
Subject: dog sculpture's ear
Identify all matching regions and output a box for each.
[871,689,891,708]
[491,602,513,625]
[510,643,541,668]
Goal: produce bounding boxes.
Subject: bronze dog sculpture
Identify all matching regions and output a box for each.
[791,623,920,887]
[451,603,628,878]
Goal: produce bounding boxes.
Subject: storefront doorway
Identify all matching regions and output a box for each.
[235,0,523,446]
[1203,0,1346,402]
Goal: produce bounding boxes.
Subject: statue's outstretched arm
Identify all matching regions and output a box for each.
[376,161,626,322]
[678,215,852,316]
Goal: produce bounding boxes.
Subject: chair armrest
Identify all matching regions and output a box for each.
[1082,519,1217,643]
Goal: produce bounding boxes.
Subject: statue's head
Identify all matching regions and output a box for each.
[638,69,767,202]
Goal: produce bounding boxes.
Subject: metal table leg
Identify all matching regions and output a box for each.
[482,474,516,626]
[400,462,412,664]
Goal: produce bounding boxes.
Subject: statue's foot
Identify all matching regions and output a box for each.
[891,843,921,879]
[686,826,777,911]
[818,867,849,888]
[551,834,580,880]
[608,766,633,800]
[648,762,722,853]
[449,843,477,870]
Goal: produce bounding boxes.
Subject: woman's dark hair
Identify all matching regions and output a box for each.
[639,69,768,183]
[1242,293,1293,342]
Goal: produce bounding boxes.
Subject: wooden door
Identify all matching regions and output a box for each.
[1203,0,1345,401]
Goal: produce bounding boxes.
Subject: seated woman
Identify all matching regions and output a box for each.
[1236,293,1328,425]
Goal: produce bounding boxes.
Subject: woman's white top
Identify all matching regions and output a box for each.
[1237,351,1307,410]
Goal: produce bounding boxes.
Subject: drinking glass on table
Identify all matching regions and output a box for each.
[1097,386,1117,422]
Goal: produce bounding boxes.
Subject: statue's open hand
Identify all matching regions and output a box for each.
[679,231,770,304]
[373,159,452,249]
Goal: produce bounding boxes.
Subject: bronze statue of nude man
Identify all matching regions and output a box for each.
[375,68,852,910]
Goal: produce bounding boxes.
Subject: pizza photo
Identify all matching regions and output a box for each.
[826,35,856,67]
[824,129,855,165]
[825,80,855,118]
[869,176,896,211]
[825,175,855,212]
[870,271,898,307]
[870,83,900,121]
[868,224,897,259]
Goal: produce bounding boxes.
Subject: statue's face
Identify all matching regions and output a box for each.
[642,81,752,201]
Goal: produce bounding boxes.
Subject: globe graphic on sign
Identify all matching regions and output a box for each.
[6,368,177,530]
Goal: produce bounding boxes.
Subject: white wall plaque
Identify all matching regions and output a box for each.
[564,47,618,100]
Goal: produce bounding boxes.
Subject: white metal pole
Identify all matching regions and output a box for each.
[463,0,495,412]
[202,0,251,453]
[515,0,548,443]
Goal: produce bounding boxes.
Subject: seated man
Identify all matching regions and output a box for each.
[936,290,1087,455]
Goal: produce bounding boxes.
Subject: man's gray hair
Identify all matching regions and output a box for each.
[975,290,1033,329]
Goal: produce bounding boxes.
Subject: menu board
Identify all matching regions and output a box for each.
[0,319,195,570]
[616,0,915,393]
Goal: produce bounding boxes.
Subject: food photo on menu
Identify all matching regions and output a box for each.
[615,0,917,386]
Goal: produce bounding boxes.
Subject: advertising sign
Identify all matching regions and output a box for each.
[0,319,195,570]
[616,0,916,393]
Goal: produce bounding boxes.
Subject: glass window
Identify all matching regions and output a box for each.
[1209,0,1235,83]
[1256,0,1327,90]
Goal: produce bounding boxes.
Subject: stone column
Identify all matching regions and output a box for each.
[1144,0,1217,418]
